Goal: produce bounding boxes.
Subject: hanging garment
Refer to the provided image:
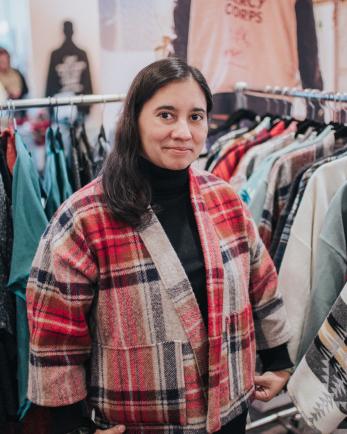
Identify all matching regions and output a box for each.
[54,128,73,203]
[239,126,318,225]
[230,126,297,192]
[0,170,18,426]
[208,116,272,173]
[269,161,314,266]
[298,180,347,360]
[27,170,290,433]
[258,129,345,249]
[77,123,94,186]
[43,128,61,220]
[272,144,347,269]
[235,122,298,180]
[2,128,17,175]
[210,117,272,175]
[7,132,48,417]
[278,155,347,363]
[69,126,82,192]
[93,125,111,177]
[288,281,347,434]
[205,126,248,171]
[0,134,12,200]
[0,170,15,336]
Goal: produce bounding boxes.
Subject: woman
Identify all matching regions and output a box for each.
[27,58,293,434]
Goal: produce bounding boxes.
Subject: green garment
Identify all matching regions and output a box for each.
[7,132,48,417]
[43,128,61,220]
[54,128,73,203]
[43,127,73,220]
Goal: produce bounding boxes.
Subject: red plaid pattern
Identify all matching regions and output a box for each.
[27,169,290,433]
[211,122,286,182]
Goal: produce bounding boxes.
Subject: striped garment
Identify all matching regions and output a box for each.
[27,168,290,433]
[288,282,347,434]
[258,132,345,249]
[273,145,347,270]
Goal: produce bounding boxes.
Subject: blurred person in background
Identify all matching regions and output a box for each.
[0,47,28,100]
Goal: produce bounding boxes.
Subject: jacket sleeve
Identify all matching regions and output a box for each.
[26,204,98,407]
[244,203,292,350]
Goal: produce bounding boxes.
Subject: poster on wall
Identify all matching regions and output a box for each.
[45,20,93,113]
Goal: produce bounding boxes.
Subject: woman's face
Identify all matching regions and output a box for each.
[138,78,208,170]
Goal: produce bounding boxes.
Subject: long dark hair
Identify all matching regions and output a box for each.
[102,57,213,227]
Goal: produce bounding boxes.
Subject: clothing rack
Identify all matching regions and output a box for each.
[234,82,323,431]
[0,93,126,110]
[246,406,299,432]
[234,81,347,103]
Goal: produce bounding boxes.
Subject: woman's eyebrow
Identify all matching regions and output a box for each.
[155,105,206,113]
[155,105,176,111]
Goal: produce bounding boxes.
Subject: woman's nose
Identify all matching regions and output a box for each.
[171,120,192,140]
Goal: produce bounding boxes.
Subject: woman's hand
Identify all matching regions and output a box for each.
[95,425,126,433]
[254,370,290,402]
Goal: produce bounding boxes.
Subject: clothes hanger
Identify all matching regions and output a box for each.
[258,86,281,125]
[98,97,107,142]
[208,107,258,136]
[46,97,57,152]
[331,92,347,139]
[295,89,326,137]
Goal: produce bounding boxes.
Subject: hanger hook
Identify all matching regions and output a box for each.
[265,85,272,113]
[101,96,106,125]
[273,86,281,116]
[11,99,17,131]
[70,97,75,124]
[0,101,4,132]
[54,97,59,126]
[336,92,343,124]
[6,98,11,128]
[281,87,289,117]
[309,89,316,120]
[304,89,314,120]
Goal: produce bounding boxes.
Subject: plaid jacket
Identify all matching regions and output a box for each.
[27,168,290,433]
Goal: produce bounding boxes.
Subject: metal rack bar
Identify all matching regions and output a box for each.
[246,406,298,431]
[0,93,126,110]
[234,82,347,102]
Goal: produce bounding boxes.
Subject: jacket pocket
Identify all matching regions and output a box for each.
[89,340,187,426]
[226,304,256,400]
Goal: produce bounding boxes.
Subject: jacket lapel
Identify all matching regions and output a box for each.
[139,168,225,433]
[138,210,209,383]
[189,168,225,433]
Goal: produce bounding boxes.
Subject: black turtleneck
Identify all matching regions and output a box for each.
[139,157,208,326]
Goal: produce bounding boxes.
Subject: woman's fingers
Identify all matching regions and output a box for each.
[95,424,126,433]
